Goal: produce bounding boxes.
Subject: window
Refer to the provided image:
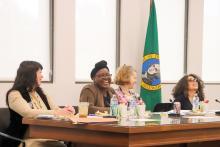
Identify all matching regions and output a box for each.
[0,0,53,81]
[202,0,220,83]
[75,0,118,82]
[155,0,186,82]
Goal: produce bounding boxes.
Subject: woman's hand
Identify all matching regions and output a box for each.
[64,105,75,114]
[55,106,75,116]
[204,99,209,103]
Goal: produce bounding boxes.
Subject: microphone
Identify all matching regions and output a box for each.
[215,99,220,103]
[214,99,220,115]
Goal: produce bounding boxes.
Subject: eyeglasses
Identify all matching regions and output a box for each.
[188,78,197,82]
[96,73,112,79]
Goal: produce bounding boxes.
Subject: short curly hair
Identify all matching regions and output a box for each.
[114,65,136,85]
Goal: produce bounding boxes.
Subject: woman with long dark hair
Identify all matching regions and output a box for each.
[2,61,74,147]
[172,74,205,110]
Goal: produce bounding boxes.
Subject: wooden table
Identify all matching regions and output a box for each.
[23,114,220,147]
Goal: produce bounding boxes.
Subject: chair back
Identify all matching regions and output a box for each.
[153,103,173,112]
[0,108,10,145]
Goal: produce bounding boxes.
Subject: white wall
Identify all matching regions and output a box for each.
[1,0,220,110]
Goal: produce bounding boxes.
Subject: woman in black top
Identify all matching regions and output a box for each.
[172,74,205,110]
[2,61,74,147]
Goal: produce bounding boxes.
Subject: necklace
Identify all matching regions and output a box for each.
[119,86,132,96]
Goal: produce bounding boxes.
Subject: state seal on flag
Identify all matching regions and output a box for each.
[141,53,161,91]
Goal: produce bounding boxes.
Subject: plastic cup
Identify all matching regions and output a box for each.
[136,104,146,118]
[117,104,127,118]
[79,102,89,118]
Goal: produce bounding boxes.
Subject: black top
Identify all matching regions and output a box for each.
[103,94,110,107]
[1,87,51,147]
[174,94,193,110]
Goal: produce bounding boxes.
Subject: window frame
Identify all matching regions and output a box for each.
[157,0,189,84]
[0,0,54,83]
[202,0,220,84]
[74,0,121,84]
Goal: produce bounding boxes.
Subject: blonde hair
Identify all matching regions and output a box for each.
[114,65,136,85]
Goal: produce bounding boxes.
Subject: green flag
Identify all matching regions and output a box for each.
[140,0,161,111]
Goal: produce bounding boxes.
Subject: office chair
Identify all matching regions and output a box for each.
[0,108,25,147]
[0,132,25,147]
[153,103,173,112]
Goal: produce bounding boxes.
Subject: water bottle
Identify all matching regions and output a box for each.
[128,96,137,119]
[192,94,199,112]
[110,95,118,116]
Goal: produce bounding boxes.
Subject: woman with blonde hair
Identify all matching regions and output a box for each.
[114,65,144,105]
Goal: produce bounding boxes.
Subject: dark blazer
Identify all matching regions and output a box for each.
[174,94,193,110]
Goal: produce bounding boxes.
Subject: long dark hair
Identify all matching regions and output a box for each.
[6,61,50,109]
[172,74,205,101]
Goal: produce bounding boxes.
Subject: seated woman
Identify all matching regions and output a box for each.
[114,65,143,105]
[172,74,205,110]
[80,60,115,114]
[2,61,74,147]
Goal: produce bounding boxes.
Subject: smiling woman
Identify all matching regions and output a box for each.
[2,61,74,147]
[79,60,115,114]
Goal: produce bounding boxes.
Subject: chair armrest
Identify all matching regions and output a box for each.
[0,132,25,147]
